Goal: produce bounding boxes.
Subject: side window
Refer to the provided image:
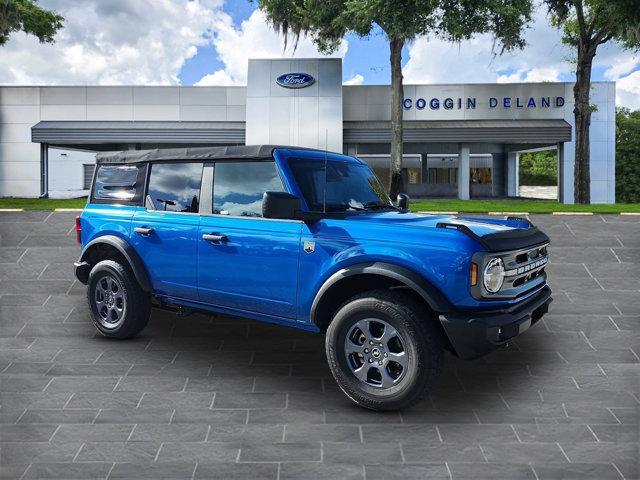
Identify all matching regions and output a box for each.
[213,161,284,217]
[146,162,203,213]
[93,164,145,203]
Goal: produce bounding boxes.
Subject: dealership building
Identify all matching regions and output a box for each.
[0,58,616,203]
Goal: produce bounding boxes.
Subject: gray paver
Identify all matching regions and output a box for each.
[0,212,638,479]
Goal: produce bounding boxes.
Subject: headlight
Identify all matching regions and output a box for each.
[483,257,505,293]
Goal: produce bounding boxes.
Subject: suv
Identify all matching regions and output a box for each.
[75,145,552,411]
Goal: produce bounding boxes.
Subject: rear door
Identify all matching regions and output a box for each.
[130,162,203,300]
[197,160,302,319]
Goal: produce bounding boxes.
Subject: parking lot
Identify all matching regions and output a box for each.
[0,211,638,479]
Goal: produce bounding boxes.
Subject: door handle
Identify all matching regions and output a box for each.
[134,227,155,235]
[203,233,228,243]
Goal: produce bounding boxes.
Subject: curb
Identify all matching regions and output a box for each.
[552,212,594,215]
[488,212,530,215]
[0,208,24,212]
[54,208,84,212]
[620,212,640,216]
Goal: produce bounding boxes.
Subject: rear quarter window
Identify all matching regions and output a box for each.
[91,164,146,204]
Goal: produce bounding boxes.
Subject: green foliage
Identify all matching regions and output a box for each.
[258,0,532,53]
[0,0,64,46]
[616,108,640,203]
[545,0,640,51]
[519,150,558,186]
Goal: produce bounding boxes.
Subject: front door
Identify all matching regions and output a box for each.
[130,162,204,300]
[197,160,301,319]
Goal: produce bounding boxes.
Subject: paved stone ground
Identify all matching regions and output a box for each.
[0,211,638,480]
[518,186,558,200]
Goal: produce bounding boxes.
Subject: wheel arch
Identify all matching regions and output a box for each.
[310,262,452,333]
[77,235,151,292]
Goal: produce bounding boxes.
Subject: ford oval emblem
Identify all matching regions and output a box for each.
[276,72,315,89]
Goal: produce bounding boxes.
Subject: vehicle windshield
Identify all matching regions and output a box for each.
[287,157,394,212]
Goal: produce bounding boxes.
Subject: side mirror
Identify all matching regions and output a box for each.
[263,191,302,220]
[397,193,410,211]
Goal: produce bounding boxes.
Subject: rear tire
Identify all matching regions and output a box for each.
[87,260,151,339]
[325,289,443,411]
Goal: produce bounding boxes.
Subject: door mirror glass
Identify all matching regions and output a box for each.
[262,192,302,220]
[397,193,410,211]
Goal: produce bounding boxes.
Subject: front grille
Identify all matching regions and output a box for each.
[501,244,549,295]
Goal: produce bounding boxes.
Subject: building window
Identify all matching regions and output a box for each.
[428,168,457,185]
[471,168,492,184]
[83,164,95,190]
[147,162,203,212]
[406,168,421,185]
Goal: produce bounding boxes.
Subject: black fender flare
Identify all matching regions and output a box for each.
[310,262,452,326]
[77,235,151,292]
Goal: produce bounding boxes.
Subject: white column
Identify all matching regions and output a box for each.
[507,151,519,197]
[557,142,566,203]
[457,143,470,200]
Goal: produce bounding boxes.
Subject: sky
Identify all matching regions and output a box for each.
[0,0,638,109]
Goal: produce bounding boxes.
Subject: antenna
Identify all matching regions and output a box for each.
[322,129,328,213]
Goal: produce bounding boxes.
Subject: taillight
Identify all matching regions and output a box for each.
[75,216,82,244]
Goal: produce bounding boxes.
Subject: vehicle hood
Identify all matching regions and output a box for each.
[345,211,549,252]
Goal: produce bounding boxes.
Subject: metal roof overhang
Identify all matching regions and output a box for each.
[31,121,246,144]
[344,119,572,144]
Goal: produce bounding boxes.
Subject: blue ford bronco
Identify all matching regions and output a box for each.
[75,145,551,410]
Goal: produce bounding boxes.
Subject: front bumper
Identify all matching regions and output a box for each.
[438,286,552,360]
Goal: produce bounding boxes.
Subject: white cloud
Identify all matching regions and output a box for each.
[497,67,561,83]
[599,51,640,109]
[0,0,224,85]
[195,70,237,86]
[604,54,639,81]
[196,9,348,86]
[403,8,572,85]
[344,74,364,85]
[616,70,640,110]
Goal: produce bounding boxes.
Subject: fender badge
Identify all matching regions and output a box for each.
[304,241,315,254]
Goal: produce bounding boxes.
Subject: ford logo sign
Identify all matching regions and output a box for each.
[276,73,315,89]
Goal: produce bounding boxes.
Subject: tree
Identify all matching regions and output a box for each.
[258,0,533,198]
[0,0,64,46]
[615,107,640,203]
[544,0,640,204]
[519,150,558,186]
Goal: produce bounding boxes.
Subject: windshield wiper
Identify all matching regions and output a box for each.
[362,201,399,211]
[319,202,397,213]
[323,203,365,212]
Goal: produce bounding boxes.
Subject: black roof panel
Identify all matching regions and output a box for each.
[95,145,322,164]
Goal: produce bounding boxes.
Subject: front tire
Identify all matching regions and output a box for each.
[87,260,151,339]
[325,290,443,411]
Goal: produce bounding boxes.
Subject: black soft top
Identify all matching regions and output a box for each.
[95,145,321,164]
